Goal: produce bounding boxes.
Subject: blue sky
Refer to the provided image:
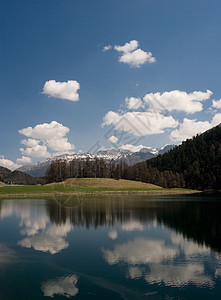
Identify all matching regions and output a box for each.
[1,0,221,169]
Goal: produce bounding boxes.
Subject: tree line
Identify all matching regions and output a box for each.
[47,125,221,190]
[46,156,185,188]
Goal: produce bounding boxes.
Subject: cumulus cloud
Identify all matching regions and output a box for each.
[114,40,156,67]
[41,275,78,298]
[103,111,178,136]
[120,144,155,152]
[170,113,221,142]
[20,144,50,158]
[143,90,213,114]
[212,98,221,109]
[114,40,139,53]
[18,121,75,157]
[21,138,40,147]
[16,156,32,164]
[19,121,70,140]
[42,80,80,101]
[103,45,112,51]
[0,157,22,170]
[108,136,118,144]
[125,97,142,110]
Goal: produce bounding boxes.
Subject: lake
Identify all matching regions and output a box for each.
[0,193,221,299]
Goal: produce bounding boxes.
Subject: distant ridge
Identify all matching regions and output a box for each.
[0,166,43,185]
[16,144,174,177]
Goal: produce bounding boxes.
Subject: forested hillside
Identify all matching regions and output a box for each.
[146,124,221,190]
[0,167,44,185]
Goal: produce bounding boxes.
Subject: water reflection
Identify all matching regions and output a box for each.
[0,199,72,254]
[102,233,214,288]
[0,195,221,299]
[41,275,78,298]
[0,244,16,266]
[17,222,72,254]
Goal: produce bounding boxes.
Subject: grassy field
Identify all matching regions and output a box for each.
[0,178,197,197]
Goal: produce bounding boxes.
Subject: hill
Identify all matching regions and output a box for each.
[0,166,11,178]
[47,178,162,190]
[0,166,44,185]
[146,124,221,190]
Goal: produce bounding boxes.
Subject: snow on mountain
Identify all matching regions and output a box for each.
[16,144,174,177]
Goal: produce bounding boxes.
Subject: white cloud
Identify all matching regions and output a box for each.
[19,121,70,140]
[16,156,32,164]
[120,144,155,152]
[103,45,112,51]
[212,99,221,109]
[42,80,80,101]
[19,121,75,157]
[0,158,22,171]
[41,275,78,298]
[103,111,178,136]
[170,113,221,142]
[20,144,50,158]
[21,138,39,147]
[125,97,142,110]
[46,137,74,152]
[108,136,118,144]
[143,90,213,114]
[119,49,156,68]
[114,40,139,53]
[114,40,156,67]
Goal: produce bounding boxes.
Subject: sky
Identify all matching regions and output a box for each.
[1,0,221,170]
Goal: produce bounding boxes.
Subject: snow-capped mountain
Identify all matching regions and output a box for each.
[16,144,174,177]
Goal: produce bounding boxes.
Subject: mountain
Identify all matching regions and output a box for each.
[16,144,175,177]
[0,166,44,185]
[146,124,221,190]
[0,166,11,178]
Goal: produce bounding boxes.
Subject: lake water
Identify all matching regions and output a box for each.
[0,193,221,299]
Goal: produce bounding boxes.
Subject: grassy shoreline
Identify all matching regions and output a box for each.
[0,187,199,198]
[0,179,199,198]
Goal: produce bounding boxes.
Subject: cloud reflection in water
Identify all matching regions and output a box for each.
[41,275,78,298]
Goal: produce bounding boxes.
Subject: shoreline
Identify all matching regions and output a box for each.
[0,189,200,199]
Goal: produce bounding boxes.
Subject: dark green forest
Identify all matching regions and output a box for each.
[146,124,221,190]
